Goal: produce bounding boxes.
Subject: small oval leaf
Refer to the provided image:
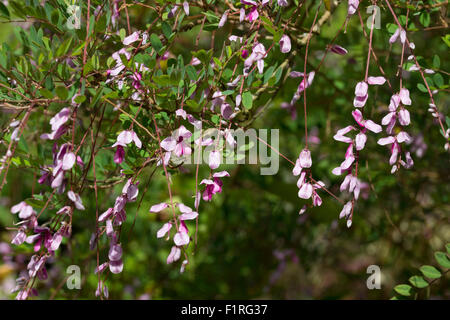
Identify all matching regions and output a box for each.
[420,265,442,279]
[409,276,428,288]
[394,284,412,296]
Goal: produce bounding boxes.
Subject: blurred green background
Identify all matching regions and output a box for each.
[0,0,449,299]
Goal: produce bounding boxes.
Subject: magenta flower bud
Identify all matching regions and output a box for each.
[114,145,125,164]
[330,44,348,55]
[279,34,291,53]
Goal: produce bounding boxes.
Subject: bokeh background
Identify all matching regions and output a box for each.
[0,1,449,299]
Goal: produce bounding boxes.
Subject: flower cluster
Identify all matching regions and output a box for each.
[332,76,385,227]
[150,202,199,269]
[292,149,325,214]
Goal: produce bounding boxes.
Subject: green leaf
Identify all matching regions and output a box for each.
[446,243,450,255]
[211,114,220,124]
[150,34,163,53]
[185,65,197,81]
[56,37,73,57]
[434,252,450,269]
[408,276,428,288]
[39,88,53,99]
[419,12,430,27]
[432,55,440,69]
[394,284,412,296]
[242,91,253,110]
[74,95,86,104]
[0,2,10,18]
[417,83,427,93]
[433,73,444,87]
[442,34,450,48]
[55,86,68,100]
[162,21,173,39]
[420,265,442,279]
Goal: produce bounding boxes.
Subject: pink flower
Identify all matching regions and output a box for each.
[173,221,190,246]
[113,130,142,149]
[298,183,313,199]
[389,28,407,45]
[160,125,192,157]
[208,150,221,170]
[123,31,140,45]
[178,203,199,220]
[348,0,360,16]
[157,222,172,239]
[200,171,230,201]
[367,76,386,85]
[399,88,411,105]
[122,179,139,202]
[244,43,266,74]
[332,143,355,176]
[340,174,361,199]
[149,202,168,213]
[218,10,228,28]
[68,191,85,210]
[26,226,53,252]
[293,149,312,176]
[333,126,355,144]
[339,201,352,219]
[279,34,291,53]
[378,132,412,166]
[353,81,368,108]
[11,201,35,220]
[112,130,142,164]
[398,108,410,126]
[183,1,189,15]
[40,108,71,140]
[108,48,131,77]
[12,229,26,245]
[167,246,181,264]
[351,110,382,133]
[109,243,123,274]
[114,145,125,164]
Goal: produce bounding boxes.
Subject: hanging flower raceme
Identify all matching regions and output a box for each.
[95,179,139,277]
[151,203,199,267]
[382,89,411,135]
[281,71,315,116]
[378,86,414,173]
[292,149,325,211]
[48,143,80,192]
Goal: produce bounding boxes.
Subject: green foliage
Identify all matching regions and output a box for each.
[0,0,448,300]
[392,244,449,299]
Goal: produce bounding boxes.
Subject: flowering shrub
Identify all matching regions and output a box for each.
[0,0,448,299]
